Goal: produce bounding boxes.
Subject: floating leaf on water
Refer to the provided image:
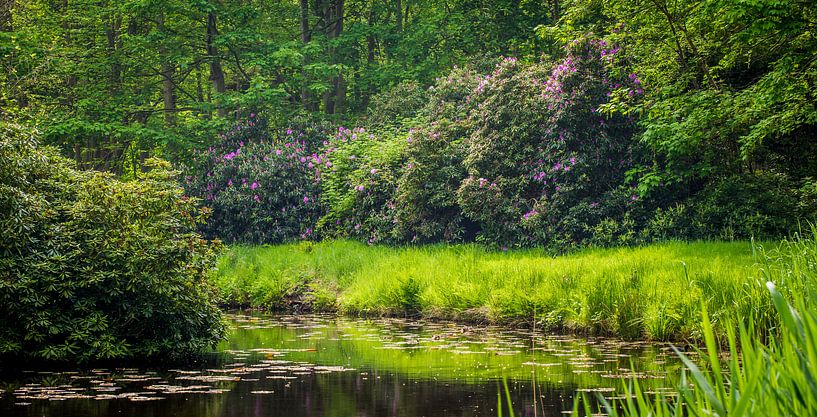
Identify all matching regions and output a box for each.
[522,362,560,367]
[576,387,616,392]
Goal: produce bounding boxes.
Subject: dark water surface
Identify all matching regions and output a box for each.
[0,314,684,417]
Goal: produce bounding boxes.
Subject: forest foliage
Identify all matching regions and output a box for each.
[5,0,812,247]
[0,123,224,362]
[1,0,816,362]
[2,0,814,179]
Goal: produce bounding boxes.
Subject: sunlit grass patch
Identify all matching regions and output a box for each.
[211,238,785,342]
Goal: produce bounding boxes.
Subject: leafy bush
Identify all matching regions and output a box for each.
[0,123,224,362]
[393,67,482,243]
[457,38,643,246]
[365,81,428,127]
[318,127,406,243]
[643,172,817,241]
[185,117,334,243]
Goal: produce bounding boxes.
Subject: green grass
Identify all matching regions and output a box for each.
[576,231,817,416]
[210,238,810,342]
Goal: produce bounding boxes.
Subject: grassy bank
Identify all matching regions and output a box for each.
[211,238,817,341]
[575,232,817,416]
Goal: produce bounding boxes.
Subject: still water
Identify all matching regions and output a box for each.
[0,313,684,417]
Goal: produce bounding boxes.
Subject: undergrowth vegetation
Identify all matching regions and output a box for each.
[0,124,224,362]
[185,36,817,249]
[209,237,815,342]
[576,230,817,416]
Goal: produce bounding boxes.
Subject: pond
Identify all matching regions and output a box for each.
[0,313,685,417]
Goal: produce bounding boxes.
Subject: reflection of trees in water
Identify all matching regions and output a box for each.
[1,314,678,417]
[221,371,576,417]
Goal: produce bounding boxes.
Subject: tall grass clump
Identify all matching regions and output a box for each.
[576,230,817,416]
[213,239,781,341]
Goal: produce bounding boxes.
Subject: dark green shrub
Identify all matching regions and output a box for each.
[689,172,810,240]
[457,38,642,246]
[0,123,224,362]
[186,117,334,243]
[393,67,482,243]
[366,81,428,127]
[318,128,406,243]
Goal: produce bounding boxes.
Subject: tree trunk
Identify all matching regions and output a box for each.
[158,11,176,126]
[332,0,345,114]
[105,15,122,93]
[395,0,402,32]
[299,0,315,110]
[206,9,227,117]
[0,0,13,32]
[61,0,77,89]
[321,0,344,114]
[335,72,346,114]
[366,4,376,64]
[549,0,560,21]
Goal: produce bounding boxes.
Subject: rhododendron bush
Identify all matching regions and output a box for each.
[393,66,481,243]
[186,37,653,247]
[318,128,406,244]
[185,118,333,243]
[457,38,644,246]
[188,37,808,247]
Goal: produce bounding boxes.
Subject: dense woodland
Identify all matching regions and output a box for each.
[3,0,817,248]
[2,0,817,362]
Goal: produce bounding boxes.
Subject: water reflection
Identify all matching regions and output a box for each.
[0,313,682,417]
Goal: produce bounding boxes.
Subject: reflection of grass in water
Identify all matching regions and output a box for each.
[218,315,681,390]
[214,240,768,340]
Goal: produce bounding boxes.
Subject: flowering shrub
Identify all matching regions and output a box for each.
[185,117,334,243]
[393,66,482,242]
[457,37,644,246]
[184,37,812,249]
[318,128,406,244]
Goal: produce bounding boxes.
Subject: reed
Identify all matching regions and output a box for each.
[575,230,817,416]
